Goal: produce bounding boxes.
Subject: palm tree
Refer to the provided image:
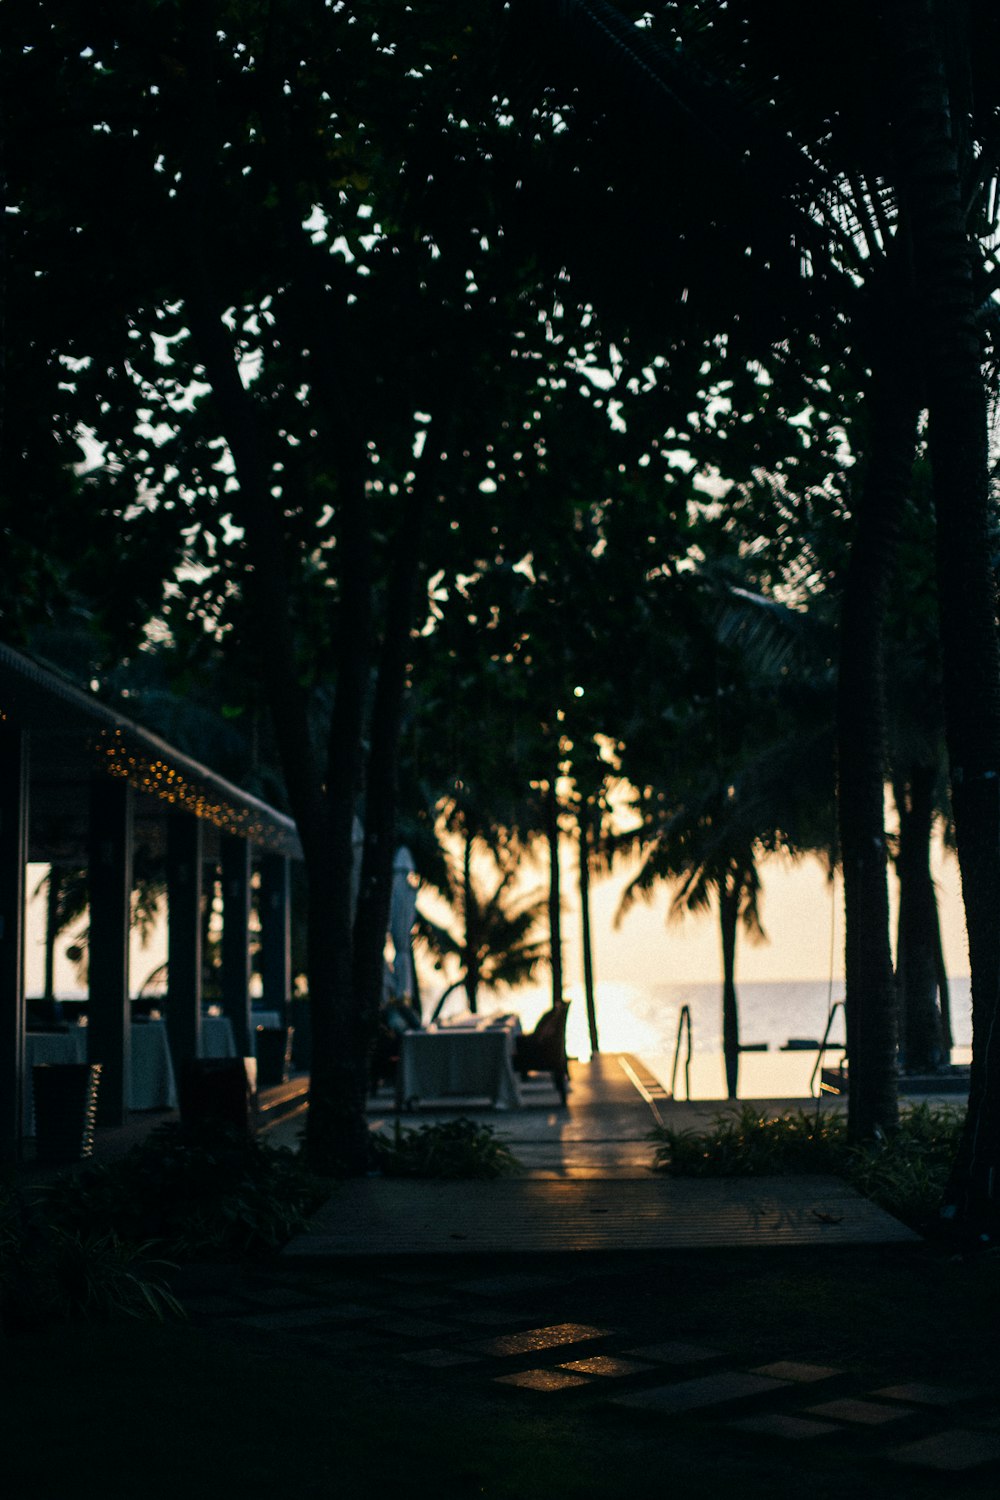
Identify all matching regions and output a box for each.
[617,799,765,1100]
[415,823,549,1017]
[616,710,833,1099]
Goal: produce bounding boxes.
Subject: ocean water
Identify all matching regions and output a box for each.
[443,975,974,1102]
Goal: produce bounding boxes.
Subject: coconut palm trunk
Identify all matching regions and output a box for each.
[462,833,480,1013]
[883,1,1000,1235]
[719,873,741,1100]
[546,782,563,1008]
[893,767,946,1074]
[836,332,917,1141]
[43,867,61,1008]
[933,903,954,1055]
[579,805,600,1053]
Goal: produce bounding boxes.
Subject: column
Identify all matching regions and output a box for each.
[167,813,203,1076]
[221,835,252,1057]
[259,853,291,1025]
[0,724,28,1163]
[88,775,133,1126]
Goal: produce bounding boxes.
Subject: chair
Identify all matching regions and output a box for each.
[513,1000,570,1104]
[369,1000,423,1094]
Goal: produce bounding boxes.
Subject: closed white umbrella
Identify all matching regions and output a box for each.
[350,817,365,918]
[387,846,418,1003]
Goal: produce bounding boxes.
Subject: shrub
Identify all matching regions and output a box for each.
[1,1185,182,1333]
[649,1101,966,1230]
[38,1123,331,1262]
[650,1105,849,1177]
[370,1117,521,1179]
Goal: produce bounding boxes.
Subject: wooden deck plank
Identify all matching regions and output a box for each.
[280,1054,920,1257]
[285,1174,918,1258]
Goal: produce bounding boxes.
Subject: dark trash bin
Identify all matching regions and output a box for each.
[179,1057,258,1141]
[32,1062,102,1165]
[255,1026,294,1088]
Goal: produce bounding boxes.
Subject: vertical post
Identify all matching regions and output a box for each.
[88,775,133,1126]
[546,781,563,1010]
[0,724,28,1164]
[260,853,291,1025]
[221,835,252,1056]
[167,813,203,1075]
[578,806,600,1055]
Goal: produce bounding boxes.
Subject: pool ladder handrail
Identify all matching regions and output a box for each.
[810,1000,847,1097]
[670,1004,693,1101]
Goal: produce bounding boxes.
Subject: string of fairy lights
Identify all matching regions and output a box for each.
[95,727,294,853]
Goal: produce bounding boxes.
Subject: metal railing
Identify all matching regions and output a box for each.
[670,1004,693,1101]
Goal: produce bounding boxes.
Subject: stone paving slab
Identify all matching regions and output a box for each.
[624,1340,724,1364]
[294,1329,391,1353]
[805,1397,916,1426]
[451,1273,562,1296]
[728,1413,844,1441]
[180,1293,256,1317]
[887,1429,1000,1470]
[399,1348,483,1368]
[611,1370,787,1415]
[280,1300,384,1322]
[387,1292,456,1311]
[495,1369,592,1392]
[237,1308,375,1332]
[752,1361,844,1383]
[560,1355,654,1377]
[450,1307,535,1326]
[372,1315,459,1339]
[244,1285,322,1309]
[872,1382,976,1406]
[470,1322,613,1357]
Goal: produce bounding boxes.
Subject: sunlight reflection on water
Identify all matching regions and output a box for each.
[448,975,972,1102]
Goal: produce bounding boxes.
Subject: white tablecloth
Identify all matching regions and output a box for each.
[200,1015,238,1059]
[397,1018,522,1109]
[129,1020,178,1110]
[24,1021,176,1126]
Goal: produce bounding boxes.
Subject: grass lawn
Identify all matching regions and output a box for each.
[6,1240,1000,1500]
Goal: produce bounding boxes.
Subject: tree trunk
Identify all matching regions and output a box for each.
[893,768,945,1073]
[883,2,1000,1236]
[182,270,372,1172]
[351,453,435,1048]
[836,329,917,1142]
[462,833,479,1013]
[43,866,61,1007]
[933,901,954,1054]
[579,806,599,1053]
[546,782,563,1008]
[719,874,740,1101]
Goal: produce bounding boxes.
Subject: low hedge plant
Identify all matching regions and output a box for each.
[649,1101,965,1230]
[370,1117,521,1179]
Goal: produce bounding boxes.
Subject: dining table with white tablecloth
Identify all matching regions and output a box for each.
[23,1028,89,1131]
[396,1014,522,1110]
[129,1019,178,1110]
[23,1020,177,1129]
[200,1014,238,1059]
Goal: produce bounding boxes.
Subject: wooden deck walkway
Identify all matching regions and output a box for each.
[284,1054,919,1258]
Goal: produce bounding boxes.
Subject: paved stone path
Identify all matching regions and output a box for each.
[251,1054,988,1478]
[172,1260,1000,1479]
